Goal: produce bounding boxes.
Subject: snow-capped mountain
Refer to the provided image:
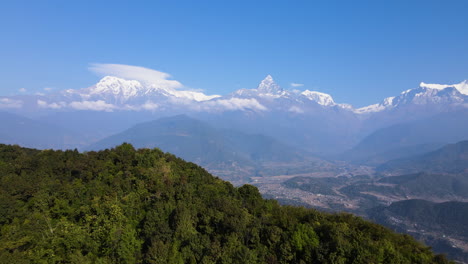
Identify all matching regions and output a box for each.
[301,90,335,106]
[69,76,221,103]
[2,74,467,117]
[1,75,467,156]
[229,75,346,111]
[232,75,290,99]
[75,76,150,102]
[31,76,222,111]
[356,81,468,114]
[257,75,281,93]
[420,80,468,95]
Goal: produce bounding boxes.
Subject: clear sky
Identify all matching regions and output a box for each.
[1,0,467,107]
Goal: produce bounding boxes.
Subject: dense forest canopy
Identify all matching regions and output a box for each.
[0,143,451,263]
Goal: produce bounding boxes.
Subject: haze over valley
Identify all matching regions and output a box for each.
[2,72,468,260]
[2,1,468,263]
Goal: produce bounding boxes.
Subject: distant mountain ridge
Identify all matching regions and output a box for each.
[342,110,468,165]
[0,111,83,149]
[1,75,468,155]
[368,199,468,262]
[356,80,468,114]
[87,115,329,184]
[378,140,468,175]
[7,75,467,115]
[3,75,350,113]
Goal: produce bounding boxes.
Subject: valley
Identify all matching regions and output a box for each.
[252,167,468,263]
[2,75,468,262]
[3,2,467,263]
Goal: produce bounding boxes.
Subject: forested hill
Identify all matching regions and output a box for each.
[0,144,451,263]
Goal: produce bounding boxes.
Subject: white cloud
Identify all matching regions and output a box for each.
[202,98,267,112]
[19,88,27,93]
[288,106,304,113]
[44,87,53,92]
[37,100,66,109]
[291,83,304,87]
[291,89,302,94]
[123,101,159,111]
[141,101,159,110]
[171,90,221,102]
[89,63,183,90]
[69,100,116,112]
[0,98,23,108]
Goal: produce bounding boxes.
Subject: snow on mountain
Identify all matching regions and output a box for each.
[420,80,468,95]
[397,86,464,105]
[9,74,354,113]
[65,76,220,103]
[31,76,222,111]
[231,75,350,110]
[257,75,284,95]
[5,75,468,115]
[301,90,335,106]
[89,76,147,99]
[355,96,395,114]
[232,75,290,98]
[356,81,468,114]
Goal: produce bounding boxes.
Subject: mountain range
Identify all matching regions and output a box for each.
[341,110,468,165]
[368,199,468,263]
[4,75,467,114]
[0,111,82,149]
[86,115,332,185]
[0,143,450,263]
[1,75,468,159]
[2,75,468,262]
[377,140,468,175]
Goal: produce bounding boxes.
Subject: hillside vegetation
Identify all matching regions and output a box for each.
[87,115,333,184]
[0,144,451,263]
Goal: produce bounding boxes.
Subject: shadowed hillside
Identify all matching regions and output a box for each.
[378,141,468,175]
[0,144,451,263]
[87,115,332,184]
[368,200,468,263]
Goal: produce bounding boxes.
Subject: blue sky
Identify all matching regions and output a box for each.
[1,0,467,107]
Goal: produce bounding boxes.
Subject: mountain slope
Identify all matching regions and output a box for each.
[87,115,324,183]
[368,199,468,263]
[0,111,83,149]
[2,76,468,156]
[342,110,468,165]
[356,80,468,114]
[369,200,468,237]
[0,144,451,263]
[375,172,468,200]
[378,140,468,175]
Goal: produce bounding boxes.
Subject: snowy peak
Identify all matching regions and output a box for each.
[92,76,145,97]
[83,76,220,102]
[420,80,468,95]
[12,74,468,114]
[230,75,289,99]
[355,96,395,114]
[356,80,468,114]
[257,75,283,94]
[301,90,335,106]
[393,83,465,107]
[230,76,350,110]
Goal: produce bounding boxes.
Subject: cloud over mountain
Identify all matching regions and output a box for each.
[89,63,183,90]
[0,98,23,109]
